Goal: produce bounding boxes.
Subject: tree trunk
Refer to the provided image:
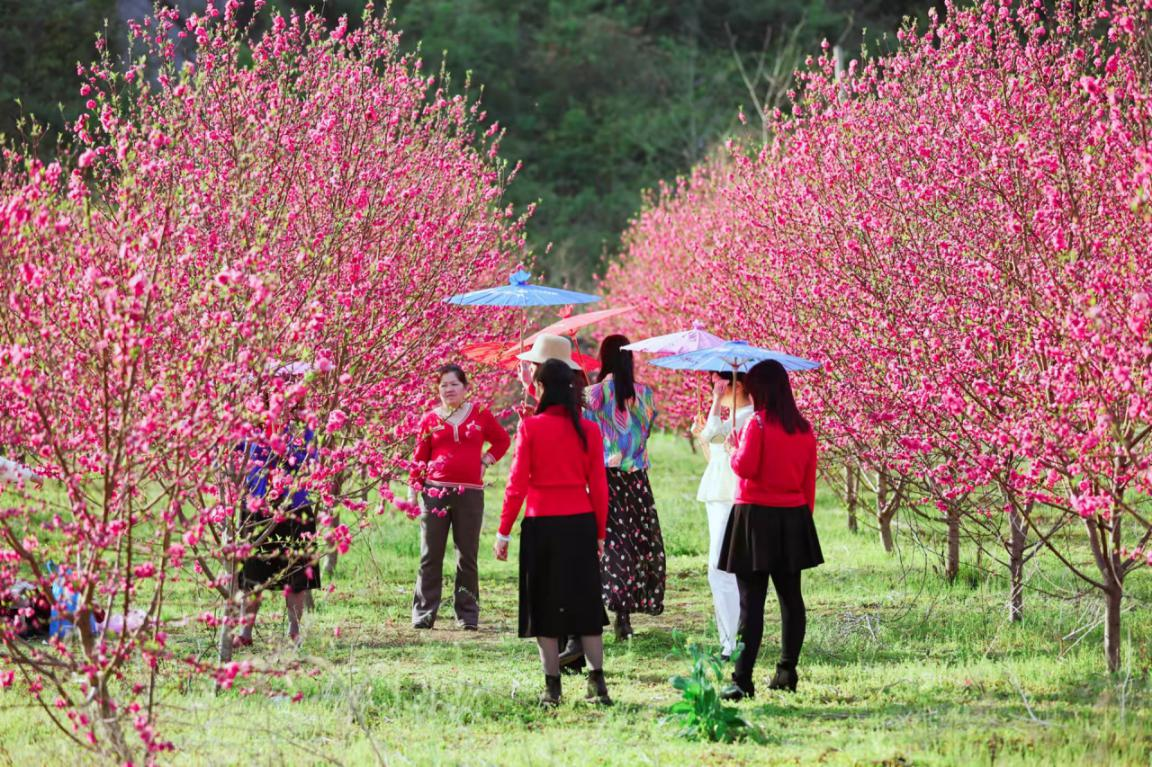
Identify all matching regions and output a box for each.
[1007,504,1027,622]
[845,464,859,534]
[876,470,895,553]
[945,503,960,583]
[1083,513,1125,673]
[1104,579,1122,674]
[218,568,241,665]
[879,516,894,553]
[96,676,132,762]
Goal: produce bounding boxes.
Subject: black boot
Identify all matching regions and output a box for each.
[719,676,755,701]
[558,636,586,675]
[586,668,613,706]
[767,664,798,692]
[540,674,562,707]
[613,611,633,640]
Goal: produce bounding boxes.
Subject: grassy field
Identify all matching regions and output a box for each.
[1,433,1150,766]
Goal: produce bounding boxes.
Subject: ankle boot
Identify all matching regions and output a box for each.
[540,674,562,707]
[719,676,755,701]
[767,664,798,692]
[613,611,633,640]
[558,636,586,674]
[586,669,613,706]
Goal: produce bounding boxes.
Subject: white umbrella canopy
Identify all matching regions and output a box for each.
[622,321,726,354]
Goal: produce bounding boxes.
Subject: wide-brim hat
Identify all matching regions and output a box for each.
[516,333,583,370]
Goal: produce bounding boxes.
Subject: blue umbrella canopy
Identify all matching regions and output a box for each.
[446,270,601,307]
[649,340,821,373]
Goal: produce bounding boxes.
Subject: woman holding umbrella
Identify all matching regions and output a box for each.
[718,359,823,700]
[692,371,753,660]
[581,335,665,641]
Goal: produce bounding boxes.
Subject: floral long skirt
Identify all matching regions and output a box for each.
[601,468,666,615]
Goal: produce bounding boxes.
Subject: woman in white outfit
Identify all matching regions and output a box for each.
[691,372,753,659]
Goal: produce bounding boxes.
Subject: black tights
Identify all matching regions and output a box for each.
[733,570,805,685]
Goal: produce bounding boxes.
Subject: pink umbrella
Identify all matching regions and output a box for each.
[622,322,728,413]
[513,305,636,353]
[463,306,635,365]
[621,321,725,354]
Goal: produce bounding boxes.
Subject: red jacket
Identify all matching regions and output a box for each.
[412,404,511,490]
[499,406,609,538]
[731,412,817,513]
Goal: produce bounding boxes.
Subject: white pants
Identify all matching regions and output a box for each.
[706,500,740,655]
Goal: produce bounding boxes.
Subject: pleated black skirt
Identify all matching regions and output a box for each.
[518,513,609,638]
[717,503,824,574]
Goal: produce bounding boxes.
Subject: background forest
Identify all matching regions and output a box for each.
[0,0,926,282]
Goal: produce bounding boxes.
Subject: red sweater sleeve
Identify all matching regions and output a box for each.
[803,434,817,514]
[499,423,531,536]
[730,413,762,480]
[410,412,435,487]
[586,423,609,539]
[480,408,511,462]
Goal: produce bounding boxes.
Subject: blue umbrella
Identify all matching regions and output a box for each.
[447,270,600,405]
[446,270,601,307]
[650,340,821,373]
[651,341,820,429]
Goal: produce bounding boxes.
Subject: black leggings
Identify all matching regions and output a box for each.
[733,570,805,684]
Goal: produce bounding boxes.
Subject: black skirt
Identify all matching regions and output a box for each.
[717,503,824,574]
[240,502,322,594]
[518,513,609,638]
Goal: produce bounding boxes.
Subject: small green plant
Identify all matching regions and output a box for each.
[662,631,766,744]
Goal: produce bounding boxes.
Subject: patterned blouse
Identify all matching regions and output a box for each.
[584,379,657,472]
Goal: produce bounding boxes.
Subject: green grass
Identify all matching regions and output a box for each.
[1,433,1150,765]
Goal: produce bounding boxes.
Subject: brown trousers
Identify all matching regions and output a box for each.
[412,488,485,627]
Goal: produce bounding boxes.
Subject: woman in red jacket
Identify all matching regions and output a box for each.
[718,359,823,700]
[411,364,511,630]
[495,359,613,707]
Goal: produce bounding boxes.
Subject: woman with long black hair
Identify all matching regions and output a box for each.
[582,334,665,641]
[495,359,613,707]
[718,359,823,700]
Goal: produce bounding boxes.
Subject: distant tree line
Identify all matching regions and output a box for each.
[0,0,928,282]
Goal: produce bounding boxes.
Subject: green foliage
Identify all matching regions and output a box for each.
[0,0,115,149]
[663,630,766,744]
[383,0,929,284]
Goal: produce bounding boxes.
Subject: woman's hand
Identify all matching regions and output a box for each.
[606,453,623,468]
[494,536,509,561]
[710,377,728,415]
[724,429,740,454]
[517,360,534,389]
[597,539,605,558]
[690,413,706,437]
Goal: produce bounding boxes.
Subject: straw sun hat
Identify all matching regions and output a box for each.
[516,333,583,371]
